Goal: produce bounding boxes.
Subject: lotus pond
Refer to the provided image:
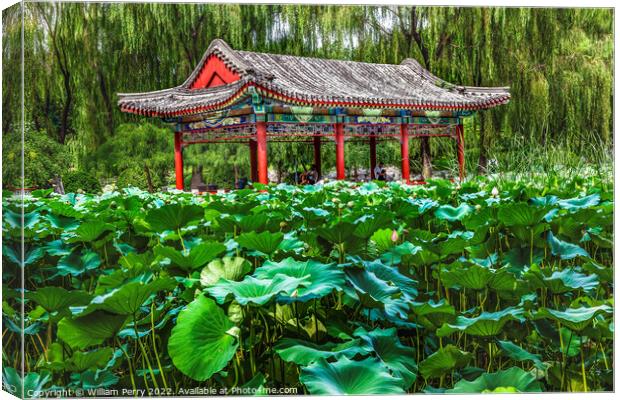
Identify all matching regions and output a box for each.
[2,176,614,396]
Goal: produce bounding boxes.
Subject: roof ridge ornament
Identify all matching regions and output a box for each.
[182,39,252,89]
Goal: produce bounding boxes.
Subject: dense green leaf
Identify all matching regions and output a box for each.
[354,327,417,389]
[57,312,128,349]
[236,231,284,255]
[434,204,472,221]
[200,256,251,286]
[447,367,542,393]
[300,356,405,395]
[145,203,204,232]
[274,338,367,366]
[437,307,525,337]
[496,340,544,368]
[155,242,226,271]
[168,295,239,381]
[207,274,308,306]
[419,345,472,380]
[547,231,590,260]
[534,305,612,332]
[254,257,344,302]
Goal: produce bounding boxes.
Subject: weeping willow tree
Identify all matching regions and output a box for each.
[2,3,613,188]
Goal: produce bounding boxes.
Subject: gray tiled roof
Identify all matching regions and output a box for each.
[118,39,510,117]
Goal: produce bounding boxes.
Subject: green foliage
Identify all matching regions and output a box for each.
[2,174,613,394]
[63,171,101,194]
[89,123,173,189]
[168,295,239,381]
[2,125,71,188]
[2,4,612,188]
[299,356,405,395]
[447,367,543,393]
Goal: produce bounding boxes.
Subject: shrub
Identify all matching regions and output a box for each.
[2,125,71,189]
[63,170,101,194]
[116,165,150,190]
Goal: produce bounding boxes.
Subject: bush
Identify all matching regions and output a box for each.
[2,125,71,189]
[87,123,173,190]
[116,165,150,190]
[63,170,101,194]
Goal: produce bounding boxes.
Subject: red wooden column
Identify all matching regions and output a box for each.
[400,124,410,183]
[174,131,184,190]
[249,139,258,182]
[369,136,377,179]
[456,123,465,181]
[313,134,322,178]
[256,121,269,184]
[334,123,345,180]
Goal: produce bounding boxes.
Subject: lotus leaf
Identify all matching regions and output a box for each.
[274,338,367,365]
[235,231,284,255]
[26,287,92,314]
[497,203,548,226]
[547,231,590,260]
[300,356,405,395]
[2,243,45,267]
[253,257,344,302]
[67,347,114,372]
[558,193,600,212]
[434,204,472,221]
[353,327,417,389]
[440,262,493,290]
[200,256,251,287]
[57,311,128,349]
[57,249,101,276]
[80,277,176,315]
[437,307,525,337]
[496,340,544,368]
[419,345,472,380]
[316,221,356,244]
[2,367,51,398]
[447,367,542,393]
[345,267,409,319]
[155,242,226,271]
[207,274,308,306]
[168,295,239,381]
[72,370,119,389]
[71,220,115,242]
[145,203,204,232]
[534,304,612,331]
[363,259,418,299]
[543,268,599,293]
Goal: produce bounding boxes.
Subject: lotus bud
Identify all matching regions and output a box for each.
[391,230,399,242]
[332,197,340,204]
[347,201,355,208]
[491,187,499,197]
[475,204,481,211]
[279,221,287,228]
